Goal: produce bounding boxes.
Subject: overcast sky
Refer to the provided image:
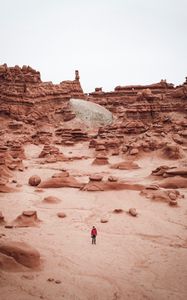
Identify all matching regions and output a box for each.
[1,0,187,92]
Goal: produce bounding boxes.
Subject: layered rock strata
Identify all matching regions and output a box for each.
[0,64,84,122]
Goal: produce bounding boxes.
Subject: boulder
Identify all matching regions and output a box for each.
[28,175,41,186]
[0,240,40,269]
[38,176,82,189]
[128,208,138,217]
[159,176,187,189]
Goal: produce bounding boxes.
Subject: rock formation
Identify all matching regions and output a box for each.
[87,79,187,121]
[13,210,41,227]
[28,175,41,186]
[0,64,84,123]
[0,240,41,269]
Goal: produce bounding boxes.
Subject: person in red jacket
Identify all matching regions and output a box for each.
[91,226,97,244]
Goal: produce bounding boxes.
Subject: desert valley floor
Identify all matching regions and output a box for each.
[0,142,187,300]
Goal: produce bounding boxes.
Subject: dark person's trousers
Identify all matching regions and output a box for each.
[92,235,96,244]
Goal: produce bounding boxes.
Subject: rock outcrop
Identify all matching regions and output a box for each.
[0,64,84,123]
[0,240,41,269]
[87,79,187,121]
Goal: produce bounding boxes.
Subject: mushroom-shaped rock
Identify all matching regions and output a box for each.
[169,199,178,206]
[43,196,61,204]
[13,210,41,227]
[128,208,138,217]
[28,175,41,186]
[92,154,109,165]
[89,174,103,182]
[0,240,40,269]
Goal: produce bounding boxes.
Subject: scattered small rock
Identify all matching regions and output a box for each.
[21,274,35,280]
[28,175,41,186]
[43,196,61,204]
[130,148,139,155]
[16,184,22,188]
[168,192,177,201]
[128,208,138,217]
[57,212,66,218]
[113,209,123,214]
[108,176,118,182]
[4,225,13,229]
[169,200,178,206]
[35,188,44,193]
[100,218,109,223]
[55,280,61,284]
[47,278,54,282]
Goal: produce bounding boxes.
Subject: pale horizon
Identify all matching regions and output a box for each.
[1,0,187,92]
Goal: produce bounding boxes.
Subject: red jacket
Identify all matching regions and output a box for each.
[91,228,97,236]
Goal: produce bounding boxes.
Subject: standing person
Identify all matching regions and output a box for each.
[91,226,97,245]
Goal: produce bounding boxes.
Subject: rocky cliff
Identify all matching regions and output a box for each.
[87,79,187,120]
[0,63,186,127]
[0,64,84,123]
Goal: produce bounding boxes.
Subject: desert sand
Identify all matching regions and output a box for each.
[1,142,187,300]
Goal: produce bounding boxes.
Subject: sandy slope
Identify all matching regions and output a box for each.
[0,143,187,300]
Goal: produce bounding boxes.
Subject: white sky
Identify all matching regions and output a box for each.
[1,0,187,92]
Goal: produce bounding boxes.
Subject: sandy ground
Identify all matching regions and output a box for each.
[0,143,187,300]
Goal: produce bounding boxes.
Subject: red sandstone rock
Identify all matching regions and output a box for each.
[28,175,41,186]
[13,210,41,227]
[0,65,84,122]
[89,174,103,181]
[162,143,183,159]
[43,196,61,204]
[92,154,109,165]
[57,212,66,218]
[159,176,187,189]
[0,240,41,269]
[113,209,124,214]
[38,176,82,189]
[110,161,140,170]
[108,176,118,182]
[128,208,138,217]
